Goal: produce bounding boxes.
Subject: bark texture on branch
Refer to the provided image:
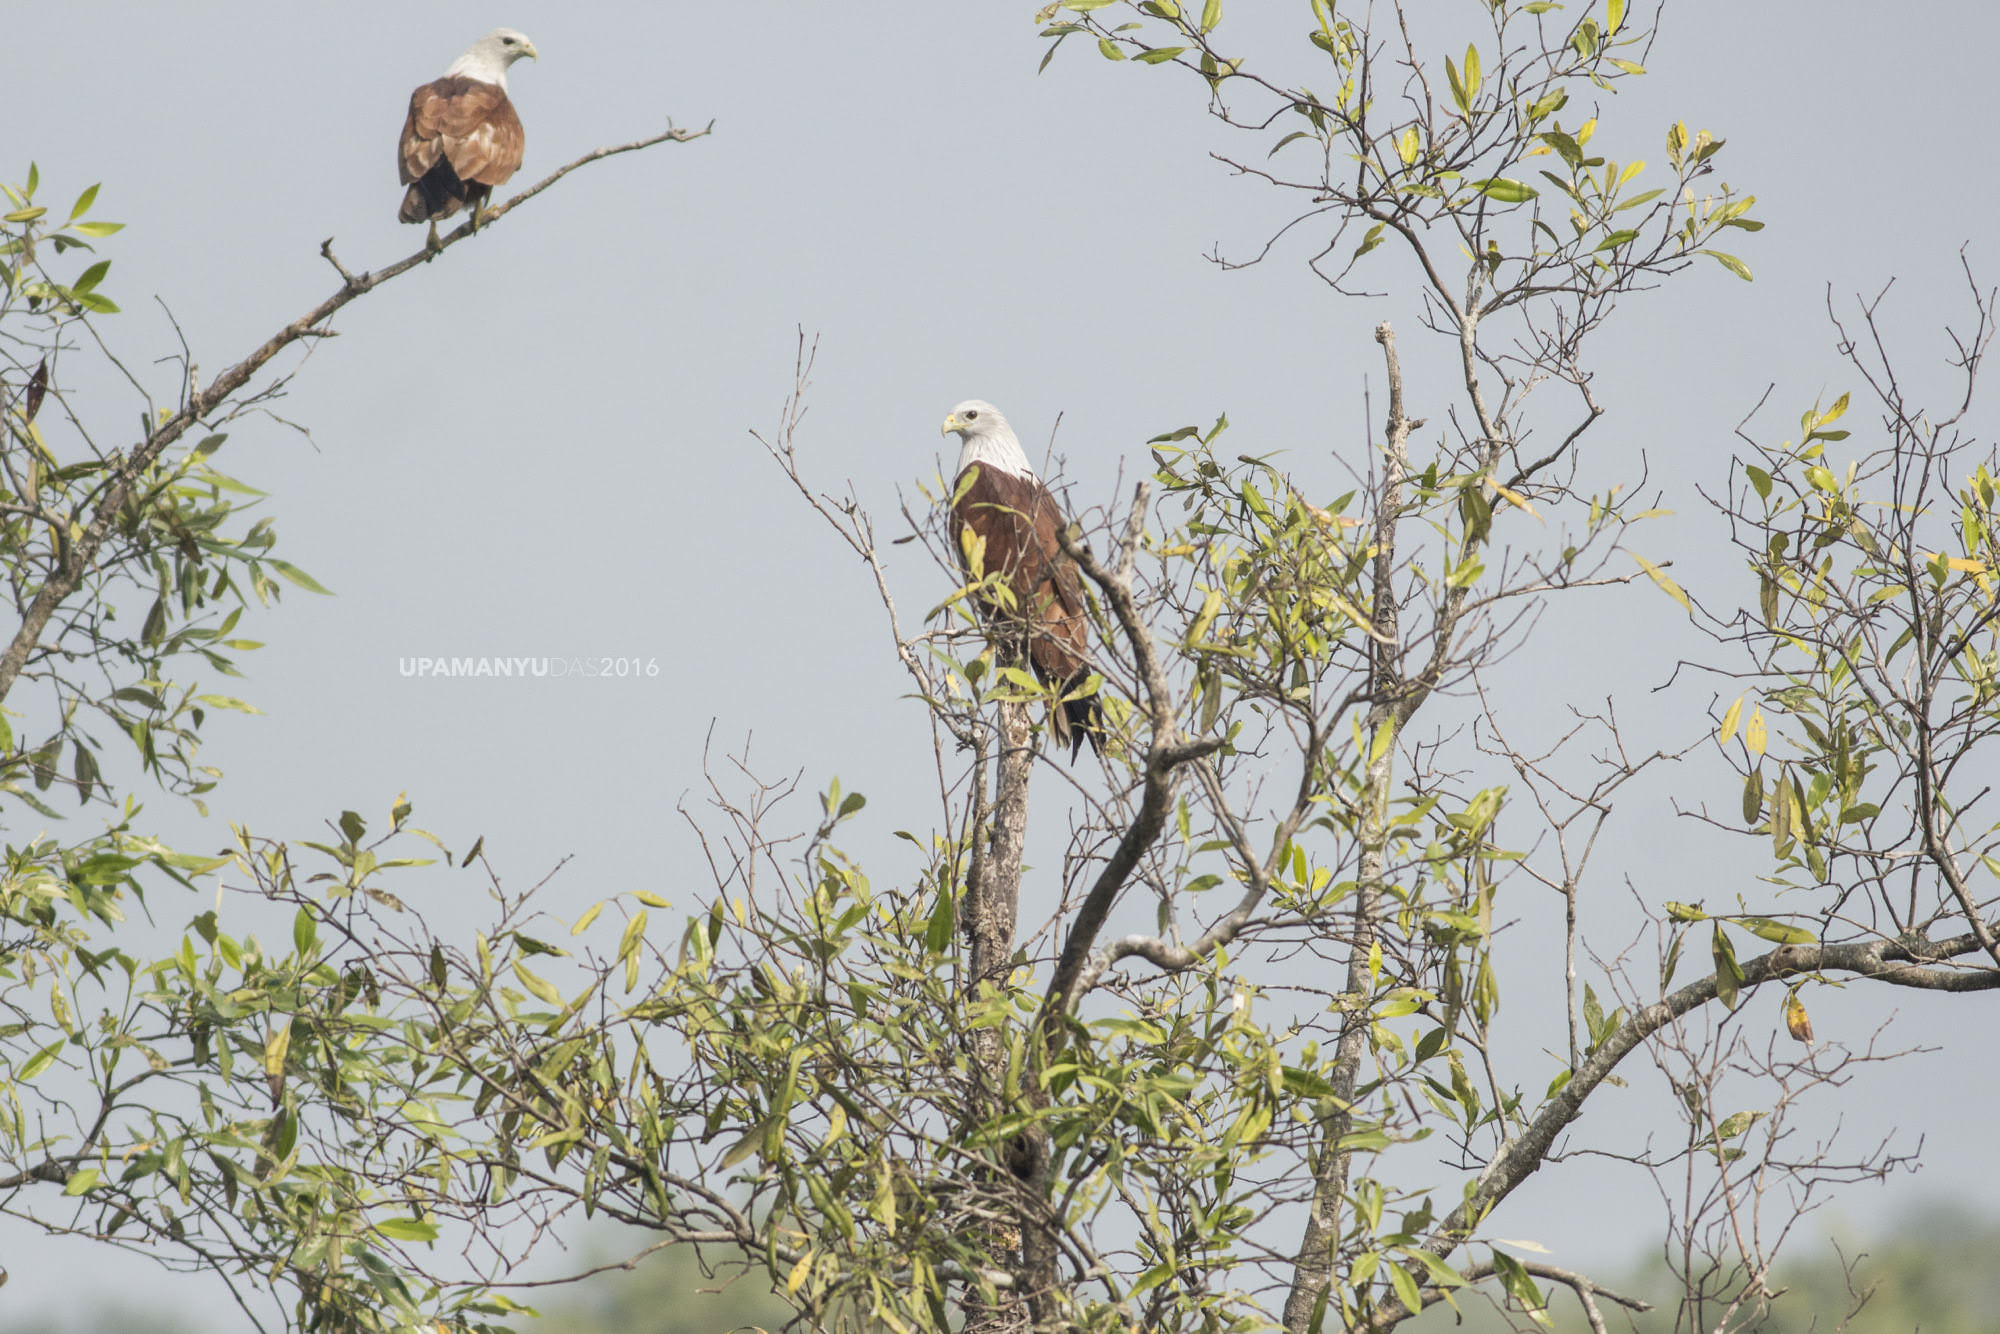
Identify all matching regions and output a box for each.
[1282,321,1414,1334]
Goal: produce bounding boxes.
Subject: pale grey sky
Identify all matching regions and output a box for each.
[8,1,1997,1326]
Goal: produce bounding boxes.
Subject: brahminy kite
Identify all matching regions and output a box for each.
[942,400,1105,760]
[398,29,537,245]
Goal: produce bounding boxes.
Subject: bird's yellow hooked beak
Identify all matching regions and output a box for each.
[522,40,540,61]
[940,413,961,436]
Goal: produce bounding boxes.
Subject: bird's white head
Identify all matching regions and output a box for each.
[941,399,1034,478]
[446,28,539,87]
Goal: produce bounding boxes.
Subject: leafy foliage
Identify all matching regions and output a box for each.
[3,8,1996,1334]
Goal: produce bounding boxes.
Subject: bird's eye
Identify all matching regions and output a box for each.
[503,35,517,44]
[964,409,980,421]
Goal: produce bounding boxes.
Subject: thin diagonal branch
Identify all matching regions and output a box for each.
[0,121,711,706]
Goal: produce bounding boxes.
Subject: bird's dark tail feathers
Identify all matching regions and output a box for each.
[1058,677,1106,763]
[400,168,479,224]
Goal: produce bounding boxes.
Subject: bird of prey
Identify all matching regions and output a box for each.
[397,29,538,247]
[942,400,1104,760]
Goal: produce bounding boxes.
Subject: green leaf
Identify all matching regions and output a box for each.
[1406,1247,1468,1289]
[1714,1109,1763,1141]
[925,888,955,955]
[69,220,123,237]
[266,558,333,595]
[374,1217,440,1243]
[1473,178,1538,202]
[1201,0,1221,31]
[1606,0,1625,34]
[19,1037,66,1080]
[1711,924,1743,1008]
[63,1168,100,1195]
[1771,770,1794,851]
[719,1119,772,1170]
[1701,248,1753,281]
[68,183,100,221]
[1737,915,1814,945]
[1135,46,1185,63]
[1386,1259,1422,1318]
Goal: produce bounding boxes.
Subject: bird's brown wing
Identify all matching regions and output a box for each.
[952,465,1091,685]
[399,77,525,188]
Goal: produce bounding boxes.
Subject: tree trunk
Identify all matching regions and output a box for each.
[1284,323,1413,1333]
[961,699,1037,1334]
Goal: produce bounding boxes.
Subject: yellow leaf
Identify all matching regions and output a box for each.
[873,1165,898,1234]
[786,1250,814,1297]
[1718,695,1743,744]
[512,961,562,1008]
[1188,588,1223,645]
[571,901,605,936]
[1368,722,1395,764]
[1630,552,1691,611]
[1328,591,1393,643]
[958,526,986,577]
[619,909,649,961]
[1745,706,1767,757]
[1486,478,1542,520]
[263,1021,292,1077]
[1783,990,1813,1044]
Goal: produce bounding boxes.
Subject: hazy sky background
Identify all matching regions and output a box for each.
[8,1,1998,1326]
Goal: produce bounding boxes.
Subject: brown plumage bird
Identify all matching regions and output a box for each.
[942,400,1104,760]
[397,29,537,246]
